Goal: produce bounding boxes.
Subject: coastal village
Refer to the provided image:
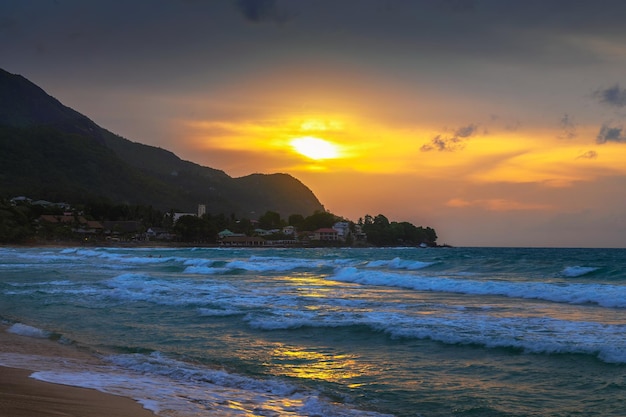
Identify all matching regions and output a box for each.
[7,197,371,247]
[4,197,439,247]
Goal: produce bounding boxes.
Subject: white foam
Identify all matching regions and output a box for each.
[223,255,357,273]
[0,352,391,416]
[380,313,626,363]
[183,266,226,274]
[198,308,242,317]
[103,273,240,306]
[6,323,50,339]
[331,267,626,308]
[562,266,599,277]
[226,258,318,272]
[246,306,626,364]
[366,257,434,270]
[102,352,391,416]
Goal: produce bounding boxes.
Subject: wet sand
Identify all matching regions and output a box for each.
[0,326,155,417]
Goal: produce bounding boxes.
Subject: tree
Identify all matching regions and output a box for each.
[173,215,208,242]
[361,213,437,246]
[301,211,337,231]
[0,201,33,243]
[258,210,283,230]
[288,214,305,229]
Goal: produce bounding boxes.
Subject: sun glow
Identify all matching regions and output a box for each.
[290,136,340,160]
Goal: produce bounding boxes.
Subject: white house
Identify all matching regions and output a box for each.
[332,222,350,240]
[312,228,339,241]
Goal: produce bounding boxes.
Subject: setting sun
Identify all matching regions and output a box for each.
[290,136,340,160]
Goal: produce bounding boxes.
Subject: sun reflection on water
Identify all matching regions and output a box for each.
[269,345,364,385]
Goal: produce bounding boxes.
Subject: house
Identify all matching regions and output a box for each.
[282,225,295,235]
[332,222,350,240]
[102,221,142,240]
[39,214,71,224]
[312,228,339,241]
[146,227,173,240]
[353,224,367,241]
[73,221,104,237]
[38,214,88,225]
[32,200,71,210]
[218,229,246,239]
[220,236,266,247]
[85,220,104,232]
[254,228,280,236]
[10,196,32,205]
[38,215,103,238]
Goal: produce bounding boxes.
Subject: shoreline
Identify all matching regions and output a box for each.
[2,239,452,249]
[0,325,155,417]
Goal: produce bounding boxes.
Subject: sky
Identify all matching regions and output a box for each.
[2,0,626,247]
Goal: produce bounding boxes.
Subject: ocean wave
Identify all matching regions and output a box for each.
[61,248,178,265]
[103,273,239,306]
[197,307,242,317]
[183,266,228,274]
[0,349,391,416]
[561,266,600,277]
[366,257,435,270]
[225,258,328,272]
[244,308,626,364]
[331,267,626,308]
[379,314,626,364]
[103,352,392,417]
[179,255,357,274]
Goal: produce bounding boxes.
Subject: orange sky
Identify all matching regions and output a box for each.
[4,0,626,246]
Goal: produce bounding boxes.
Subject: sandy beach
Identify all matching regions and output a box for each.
[0,326,155,417]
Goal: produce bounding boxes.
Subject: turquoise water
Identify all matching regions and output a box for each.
[1,246,626,416]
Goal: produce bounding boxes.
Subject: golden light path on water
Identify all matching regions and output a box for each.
[270,346,365,387]
[259,275,370,388]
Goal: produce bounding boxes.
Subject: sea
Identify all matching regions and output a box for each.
[1,246,625,416]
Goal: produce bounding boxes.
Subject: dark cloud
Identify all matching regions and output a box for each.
[558,113,577,139]
[455,123,478,138]
[235,0,285,23]
[421,123,477,152]
[596,123,626,144]
[593,84,626,108]
[439,0,477,14]
[420,134,463,152]
[576,150,598,159]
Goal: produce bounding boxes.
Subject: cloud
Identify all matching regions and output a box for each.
[445,198,552,212]
[420,123,477,152]
[439,0,477,14]
[593,84,626,108]
[445,198,472,208]
[235,0,286,23]
[576,150,598,159]
[558,113,577,139]
[596,123,626,144]
[420,134,464,152]
[454,124,478,138]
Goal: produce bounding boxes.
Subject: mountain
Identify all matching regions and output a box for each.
[0,68,325,217]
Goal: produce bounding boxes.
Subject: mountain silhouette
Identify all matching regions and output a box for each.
[0,68,324,217]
